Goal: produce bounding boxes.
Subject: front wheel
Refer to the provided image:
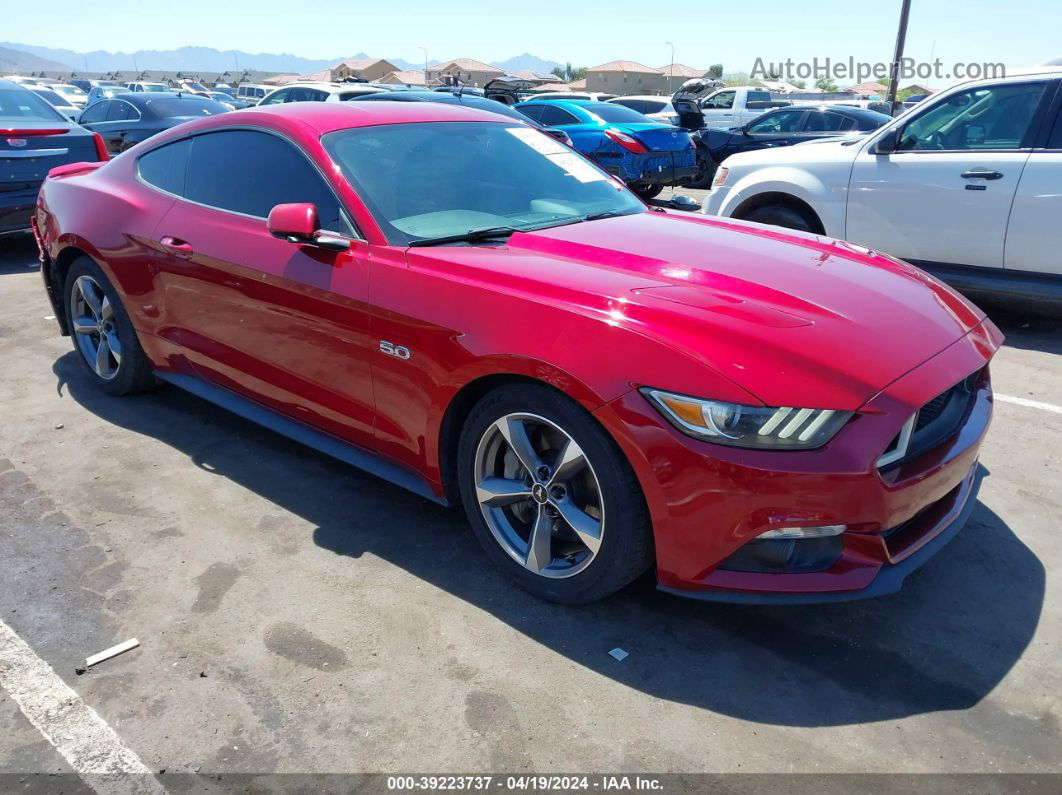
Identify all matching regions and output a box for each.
[740,203,818,233]
[457,383,653,604]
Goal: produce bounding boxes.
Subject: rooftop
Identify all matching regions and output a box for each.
[587,61,662,74]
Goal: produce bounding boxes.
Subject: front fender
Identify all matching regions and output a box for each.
[716,165,846,238]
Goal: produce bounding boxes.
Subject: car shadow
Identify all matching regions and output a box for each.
[0,235,39,275]
[980,300,1062,356]
[54,352,1044,728]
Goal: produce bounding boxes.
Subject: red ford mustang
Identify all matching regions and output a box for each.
[33,101,1002,604]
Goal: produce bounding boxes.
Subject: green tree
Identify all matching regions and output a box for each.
[815,77,838,92]
[791,78,807,89]
[550,63,587,82]
[707,63,723,79]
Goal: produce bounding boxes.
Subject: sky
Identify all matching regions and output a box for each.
[6,0,1060,78]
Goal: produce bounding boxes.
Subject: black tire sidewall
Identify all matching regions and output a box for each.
[457,383,653,604]
[743,204,814,232]
[64,256,153,396]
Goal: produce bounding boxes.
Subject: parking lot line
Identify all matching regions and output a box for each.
[995,393,1062,415]
[0,619,166,795]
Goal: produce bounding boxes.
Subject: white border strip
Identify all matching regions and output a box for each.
[0,619,166,794]
[995,393,1062,415]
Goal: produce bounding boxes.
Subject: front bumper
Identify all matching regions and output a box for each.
[592,321,1001,603]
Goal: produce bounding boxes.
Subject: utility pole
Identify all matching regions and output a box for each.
[666,41,675,93]
[886,0,912,114]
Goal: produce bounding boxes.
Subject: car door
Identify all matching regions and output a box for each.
[1004,83,1062,275]
[846,79,1053,269]
[148,128,377,447]
[701,89,736,126]
[738,109,808,154]
[801,110,857,141]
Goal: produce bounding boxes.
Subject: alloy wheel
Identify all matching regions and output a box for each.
[70,275,121,380]
[473,413,604,578]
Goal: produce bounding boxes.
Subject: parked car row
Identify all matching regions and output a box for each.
[30,94,1004,605]
[701,66,1062,306]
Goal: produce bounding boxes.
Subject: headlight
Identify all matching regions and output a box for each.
[641,388,851,450]
[712,166,729,187]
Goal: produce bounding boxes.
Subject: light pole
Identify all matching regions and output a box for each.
[666,41,674,93]
[886,0,912,114]
[419,46,428,87]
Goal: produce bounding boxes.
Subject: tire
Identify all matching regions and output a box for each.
[631,183,664,200]
[64,256,157,396]
[681,148,715,189]
[457,383,653,604]
[740,203,818,233]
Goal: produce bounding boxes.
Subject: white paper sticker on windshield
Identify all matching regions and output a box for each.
[505,126,569,155]
[545,152,607,183]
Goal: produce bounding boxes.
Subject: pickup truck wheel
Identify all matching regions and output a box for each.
[64,257,157,396]
[631,183,663,200]
[740,203,817,233]
[457,383,653,604]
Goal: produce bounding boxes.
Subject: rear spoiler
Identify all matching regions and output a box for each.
[47,161,106,179]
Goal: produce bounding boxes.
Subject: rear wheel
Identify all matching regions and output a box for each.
[740,203,818,233]
[681,148,715,189]
[457,383,653,604]
[64,256,156,396]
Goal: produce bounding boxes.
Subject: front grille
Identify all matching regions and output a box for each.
[877,368,984,469]
[915,389,951,431]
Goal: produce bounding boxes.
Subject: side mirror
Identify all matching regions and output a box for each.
[872,127,899,154]
[267,203,349,252]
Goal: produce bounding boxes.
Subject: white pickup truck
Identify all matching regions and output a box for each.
[699,87,791,129]
[703,67,1062,306]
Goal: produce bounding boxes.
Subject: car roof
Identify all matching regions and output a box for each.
[158,99,520,137]
[0,79,24,90]
[610,95,670,102]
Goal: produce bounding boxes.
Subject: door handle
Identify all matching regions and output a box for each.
[160,236,193,256]
[960,170,1003,180]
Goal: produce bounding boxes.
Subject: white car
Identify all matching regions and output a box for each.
[126,82,170,93]
[703,67,1062,305]
[235,83,271,103]
[527,91,616,102]
[50,83,88,108]
[257,82,386,106]
[607,95,678,124]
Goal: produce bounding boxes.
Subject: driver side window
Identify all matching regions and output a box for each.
[896,82,1046,152]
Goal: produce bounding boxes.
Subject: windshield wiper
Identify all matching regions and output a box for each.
[408,226,521,247]
[582,210,632,222]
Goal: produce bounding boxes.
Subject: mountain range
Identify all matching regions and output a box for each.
[0,42,562,76]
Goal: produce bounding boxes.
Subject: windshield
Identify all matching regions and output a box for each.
[142,83,169,92]
[54,85,86,97]
[0,88,66,121]
[323,122,643,245]
[143,97,227,117]
[582,104,654,124]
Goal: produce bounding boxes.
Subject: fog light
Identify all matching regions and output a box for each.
[758,524,846,540]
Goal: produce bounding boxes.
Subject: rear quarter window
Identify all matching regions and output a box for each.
[138,138,192,195]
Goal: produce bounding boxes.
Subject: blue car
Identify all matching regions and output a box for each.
[514,100,696,199]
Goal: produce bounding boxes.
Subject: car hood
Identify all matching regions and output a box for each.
[409,212,989,410]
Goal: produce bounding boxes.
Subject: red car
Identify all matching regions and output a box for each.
[33,102,1002,604]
